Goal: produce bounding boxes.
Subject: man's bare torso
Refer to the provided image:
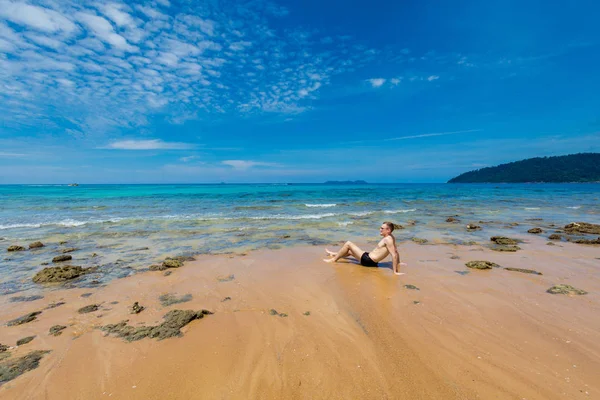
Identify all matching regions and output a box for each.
[368,236,392,262]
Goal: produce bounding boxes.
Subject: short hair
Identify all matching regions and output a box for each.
[383,221,394,232]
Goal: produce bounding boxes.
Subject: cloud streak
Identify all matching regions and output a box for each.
[105,139,194,150]
[383,129,482,141]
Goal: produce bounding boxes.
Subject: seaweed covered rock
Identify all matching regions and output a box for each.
[49,325,67,336]
[528,228,543,234]
[162,259,183,269]
[16,336,35,346]
[0,350,50,383]
[446,217,459,223]
[571,237,600,245]
[9,295,44,302]
[77,304,99,314]
[548,234,562,240]
[411,238,428,244]
[33,265,95,283]
[159,293,192,306]
[392,223,404,230]
[269,309,288,317]
[149,264,167,271]
[490,236,518,245]
[7,245,25,252]
[466,261,499,270]
[546,284,587,295]
[28,241,44,249]
[61,248,78,254]
[52,254,72,263]
[504,267,542,275]
[491,245,521,252]
[564,222,600,235]
[100,309,213,342]
[130,302,145,314]
[0,344,8,352]
[6,311,42,326]
[466,224,481,231]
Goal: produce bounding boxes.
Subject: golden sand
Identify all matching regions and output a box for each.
[1,237,599,399]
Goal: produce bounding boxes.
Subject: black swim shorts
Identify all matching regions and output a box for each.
[360,252,378,267]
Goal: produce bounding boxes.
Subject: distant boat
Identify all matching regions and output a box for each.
[68,183,79,187]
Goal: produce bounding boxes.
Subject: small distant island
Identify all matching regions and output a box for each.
[324,180,368,185]
[448,153,600,183]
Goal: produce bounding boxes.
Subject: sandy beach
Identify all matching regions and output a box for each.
[1,236,599,400]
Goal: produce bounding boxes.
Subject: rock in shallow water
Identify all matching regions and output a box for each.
[28,242,44,249]
[564,222,600,235]
[527,228,543,234]
[571,237,600,245]
[32,265,96,283]
[7,245,25,252]
[52,255,72,263]
[100,309,213,342]
[490,236,518,245]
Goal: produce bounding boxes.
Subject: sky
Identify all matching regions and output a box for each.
[0,0,599,183]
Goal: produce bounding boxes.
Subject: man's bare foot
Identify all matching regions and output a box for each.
[325,249,337,257]
[323,258,335,263]
[394,271,406,276]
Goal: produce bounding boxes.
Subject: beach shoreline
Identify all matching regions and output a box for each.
[1,237,599,399]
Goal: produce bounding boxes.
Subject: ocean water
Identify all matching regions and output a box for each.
[1,183,599,295]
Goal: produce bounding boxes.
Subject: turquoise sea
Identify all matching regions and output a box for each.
[1,183,599,295]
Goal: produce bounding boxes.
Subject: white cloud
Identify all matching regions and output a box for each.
[367,78,386,88]
[100,3,136,28]
[106,139,194,150]
[390,78,401,85]
[427,75,439,81]
[179,155,198,162]
[229,41,252,51]
[0,0,77,34]
[222,160,280,170]
[76,12,137,52]
[0,0,384,135]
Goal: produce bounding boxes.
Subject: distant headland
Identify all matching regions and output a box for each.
[448,153,600,183]
[324,180,368,185]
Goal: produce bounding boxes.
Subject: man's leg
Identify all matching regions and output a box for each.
[324,241,364,263]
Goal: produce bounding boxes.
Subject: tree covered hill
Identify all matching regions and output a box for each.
[448,153,600,183]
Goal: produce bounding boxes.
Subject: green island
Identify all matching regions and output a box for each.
[448,153,600,183]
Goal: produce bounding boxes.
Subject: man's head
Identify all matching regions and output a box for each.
[380,221,394,236]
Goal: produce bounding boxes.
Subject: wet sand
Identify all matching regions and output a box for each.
[1,236,599,399]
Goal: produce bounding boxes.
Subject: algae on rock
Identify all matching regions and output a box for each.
[546,284,587,295]
[100,309,213,342]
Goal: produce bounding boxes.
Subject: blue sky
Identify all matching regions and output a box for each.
[0,0,598,183]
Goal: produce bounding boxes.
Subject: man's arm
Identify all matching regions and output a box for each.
[385,237,401,275]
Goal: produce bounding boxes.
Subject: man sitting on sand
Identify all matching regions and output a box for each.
[324,221,405,275]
